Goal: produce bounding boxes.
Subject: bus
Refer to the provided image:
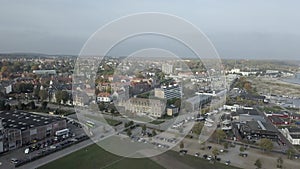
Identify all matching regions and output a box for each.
[86,121,95,128]
[55,128,69,137]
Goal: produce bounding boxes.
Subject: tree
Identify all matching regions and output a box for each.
[28,101,36,110]
[259,138,273,152]
[212,148,219,159]
[286,148,295,159]
[254,159,262,169]
[152,129,157,137]
[98,102,105,111]
[39,90,48,101]
[142,124,147,134]
[215,129,226,144]
[41,101,48,110]
[0,100,6,110]
[179,141,184,149]
[55,90,70,104]
[240,146,245,152]
[127,129,132,137]
[192,122,204,135]
[223,142,229,149]
[277,157,283,168]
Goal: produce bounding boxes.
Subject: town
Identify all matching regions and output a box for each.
[0,54,300,169]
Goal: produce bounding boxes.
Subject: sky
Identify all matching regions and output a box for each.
[0,0,300,60]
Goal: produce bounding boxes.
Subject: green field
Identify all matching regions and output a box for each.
[39,143,241,169]
[38,144,164,169]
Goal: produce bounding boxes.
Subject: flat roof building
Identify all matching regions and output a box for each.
[0,110,66,153]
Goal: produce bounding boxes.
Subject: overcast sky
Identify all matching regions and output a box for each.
[1,0,300,60]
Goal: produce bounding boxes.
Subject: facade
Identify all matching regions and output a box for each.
[121,98,166,118]
[166,105,179,116]
[97,92,111,102]
[185,95,212,111]
[162,63,173,74]
[281,127,300,145]
[0,110,66,153]
[154,84,182,100]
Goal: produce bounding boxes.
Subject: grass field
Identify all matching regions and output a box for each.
[39,143,241,169]
[38,144,164,169]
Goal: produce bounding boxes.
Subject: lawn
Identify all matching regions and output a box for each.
[39,142,241,169]
[150,120,165,125]
[38,144,164,169]
[104,118,122,126]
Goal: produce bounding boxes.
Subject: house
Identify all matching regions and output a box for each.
[97,92,111,103]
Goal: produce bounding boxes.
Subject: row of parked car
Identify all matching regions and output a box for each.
[13,135,89,167]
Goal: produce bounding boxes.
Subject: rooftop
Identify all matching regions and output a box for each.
[0,110,64,131]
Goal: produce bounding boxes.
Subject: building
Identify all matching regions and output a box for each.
[269,116,290,126]
[232,109,265,122]
[154,84,182,100]
[131,81,151,95]
[281,127,300,145]
[166,105,179,116]
[120,98,166,118]
[33,69,57,75]
[97,92,111,102]
[185,95,212,111]
[162,63,173,74]
[0,110,66,153]
[239,120,278,140]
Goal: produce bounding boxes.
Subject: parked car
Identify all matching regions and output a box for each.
[239,153,248,157]
[195,152,200,157]
[10,158,19,164]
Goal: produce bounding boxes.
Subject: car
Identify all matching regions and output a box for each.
[10,158,19,164]
[207,155,212,161]
[216,157,221,161]
[195,152,200,157]
[179,150,188,155]
[239,153,248,157]
[225,160,231,165]
[219,149,224,153]
[203,154,208,159]
[207,146,212,150]
[50,145,56,149]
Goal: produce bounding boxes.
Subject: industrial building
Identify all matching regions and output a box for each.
[0,110,66,153]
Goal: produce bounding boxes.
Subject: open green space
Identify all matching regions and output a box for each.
[150,120,165,125]
[38,144,164,169]
[104,118,122,126]
[39,143,241,169]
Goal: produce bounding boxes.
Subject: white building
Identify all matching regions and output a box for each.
[281,127,300,145]
[97,92,111,102]
[162,63,173,74]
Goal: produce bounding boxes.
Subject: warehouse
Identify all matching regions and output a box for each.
[0,110,66,153]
